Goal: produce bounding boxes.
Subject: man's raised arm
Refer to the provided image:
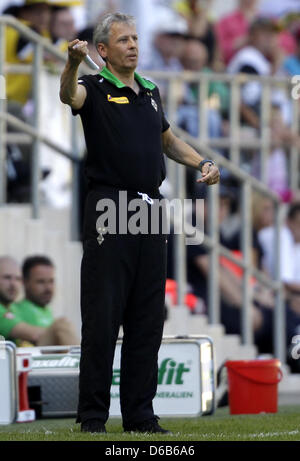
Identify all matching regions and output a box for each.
[60,39,89,110]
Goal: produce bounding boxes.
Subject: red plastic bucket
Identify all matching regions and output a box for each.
[226,359,283,414]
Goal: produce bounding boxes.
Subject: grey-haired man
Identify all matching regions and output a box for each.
[60,12,219,434]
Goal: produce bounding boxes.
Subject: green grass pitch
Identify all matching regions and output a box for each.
[0,405,300,441]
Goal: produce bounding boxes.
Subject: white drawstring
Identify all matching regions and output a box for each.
[137,192,154,205]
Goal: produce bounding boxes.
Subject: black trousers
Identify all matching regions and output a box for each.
[77,187,167,426]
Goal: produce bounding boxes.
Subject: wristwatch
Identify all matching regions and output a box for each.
[198,159,215,172]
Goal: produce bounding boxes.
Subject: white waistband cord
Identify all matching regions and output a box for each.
[137,192,154,205]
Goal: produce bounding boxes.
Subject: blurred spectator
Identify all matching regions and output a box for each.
[257,0,300,56]
[227,17,297,190]
[267,110,290,200]
[250,192,277,311]
[167,184,274,350]
[3,1,81,204]
[142,8,187,102]
[0,256,23,340]
[166,187,300,358]
[282,25,300,76]
[180,36,208,70]
[5,255,79,346]
[3,0,51,200]
[258,203,300,292]
[6,0,51,34]
[6,100,32,203]
[259,0,300,19]
[178,37,230,138]
[251,106,298,201]
[175,37,228,201]
[215,0,258,65]
[252,191,275,234]
[4,0,52,104]
[4,0,81,104]
[277,13,299,57]
[50,6,77,47]
[214,181,265,268]
[19,255,56,315]
[258,202,300,364]
[143,9,187,73]
[175,0,218,68]
[180,38,230,116]
[227,18,287,129]
[5,99,51,203]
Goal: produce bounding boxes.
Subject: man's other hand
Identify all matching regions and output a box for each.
[197,163,220,185]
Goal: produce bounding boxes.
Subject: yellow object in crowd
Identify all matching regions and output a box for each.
[23,0,84,5]
[5,19,69,104]
[175,0,193,17]
[5,20,50,104]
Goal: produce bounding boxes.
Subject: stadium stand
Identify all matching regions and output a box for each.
[1,0,300,407]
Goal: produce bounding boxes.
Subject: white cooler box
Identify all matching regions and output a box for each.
[21,335,216,418]
[0,341,18,425]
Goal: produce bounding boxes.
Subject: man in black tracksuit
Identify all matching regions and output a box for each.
[60,12,220,434]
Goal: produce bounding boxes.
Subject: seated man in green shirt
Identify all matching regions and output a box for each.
[0,256,23,341]
[14,255,79,346]
[14,256,55,330]
[0,255,79,346]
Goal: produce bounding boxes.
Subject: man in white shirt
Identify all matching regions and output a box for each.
[258,203,300,371]
[258,203,300,300]
[259,0,300,18]
[227,18,291,128]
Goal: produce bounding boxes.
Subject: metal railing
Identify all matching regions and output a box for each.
[0,15,92,240]
[0,16,296,363]
[171,127,285,361]
[144,70,296,364]
[146,69,300,192]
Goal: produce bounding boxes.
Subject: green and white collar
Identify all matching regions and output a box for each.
[99,66,156,90]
